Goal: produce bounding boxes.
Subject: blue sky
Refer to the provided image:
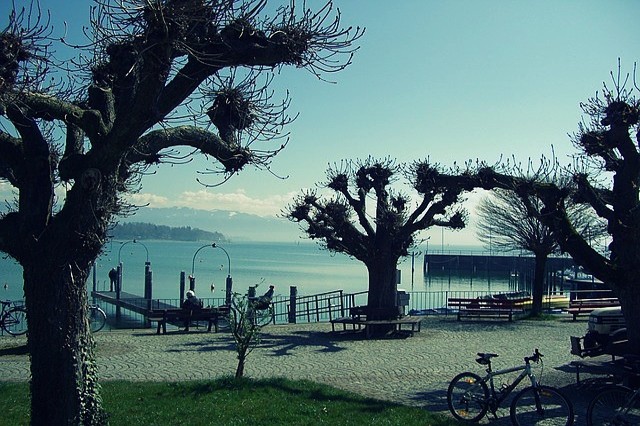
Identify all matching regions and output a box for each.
[3,1,639,246]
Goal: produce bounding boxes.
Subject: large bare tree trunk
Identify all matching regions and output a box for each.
[365,256,400,336]
[614,282,640,356]
[23,260,106,425]
[531,252,548,316]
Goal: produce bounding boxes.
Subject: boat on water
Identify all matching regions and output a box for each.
[522,294,570,310]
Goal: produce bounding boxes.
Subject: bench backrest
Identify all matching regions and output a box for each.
[569,298,619,307]
[448,297,529,308]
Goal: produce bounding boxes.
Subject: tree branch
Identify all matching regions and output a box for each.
[573,174,614,221]
[129,126,252,174]
[10,92,109,141]
[337,187,375,237]
[0,131,22,186]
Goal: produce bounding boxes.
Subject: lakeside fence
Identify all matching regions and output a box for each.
[84,286,603,331]
[2,287,613,335]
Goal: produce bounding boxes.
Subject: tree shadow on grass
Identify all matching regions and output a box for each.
[173,376,417,415]
[0,343,28,356]
[412,387,452,414]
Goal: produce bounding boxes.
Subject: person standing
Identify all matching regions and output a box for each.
[108,268,118,292]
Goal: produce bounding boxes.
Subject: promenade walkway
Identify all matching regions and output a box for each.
[0,316,607,425]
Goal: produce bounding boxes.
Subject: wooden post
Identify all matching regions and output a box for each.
[288,286,297,323]
[225,275,233,305]
[180,271,186,306]
[115,263,122,321]
[144,262,152,327]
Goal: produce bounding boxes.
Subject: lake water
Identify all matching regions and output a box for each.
[0,241,515,302]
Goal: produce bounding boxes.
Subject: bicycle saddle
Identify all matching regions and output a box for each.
[476,353,499,365]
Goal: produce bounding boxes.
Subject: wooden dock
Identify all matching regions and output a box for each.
[91,291,177,317]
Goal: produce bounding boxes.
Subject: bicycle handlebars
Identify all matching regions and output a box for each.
[524,348,543,364]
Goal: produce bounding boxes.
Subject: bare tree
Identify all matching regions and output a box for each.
[286,157,487,336]
[476,188,605,315]
[0,1,362,423]
[476,64,640,354]
[228,288,273,379]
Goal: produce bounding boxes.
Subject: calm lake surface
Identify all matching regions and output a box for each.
[0,241,514,302]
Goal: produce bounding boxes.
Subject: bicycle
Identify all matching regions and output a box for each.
[447,349,574,425]
[586,356,640,425]
[89,304,107,333]
[0,300,27,336]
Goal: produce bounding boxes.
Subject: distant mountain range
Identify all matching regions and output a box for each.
[118,207,302,243]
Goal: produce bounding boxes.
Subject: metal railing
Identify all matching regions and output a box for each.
[1,287,586,334]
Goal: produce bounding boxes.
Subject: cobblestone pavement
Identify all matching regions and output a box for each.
[0,316,608,425]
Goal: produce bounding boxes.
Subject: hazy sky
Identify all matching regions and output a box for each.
[3,1,639,246]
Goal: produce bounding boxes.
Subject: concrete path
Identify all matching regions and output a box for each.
[0,316,610,425]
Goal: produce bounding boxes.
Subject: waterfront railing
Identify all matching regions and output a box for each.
[2,287,586,334]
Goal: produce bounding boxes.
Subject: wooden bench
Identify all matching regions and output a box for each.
[567,298,620,320]
[148,306,228,334]
[447,297,528,322]
[329,306,422,337]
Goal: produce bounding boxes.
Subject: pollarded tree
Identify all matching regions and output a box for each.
[477,66,640,355]
[286,157,485,334]
[0,1,362,423]
[476,188,605,315]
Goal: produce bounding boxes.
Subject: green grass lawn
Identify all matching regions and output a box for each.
[0,377,460,425]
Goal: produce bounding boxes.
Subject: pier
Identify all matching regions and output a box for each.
[91,291,177,315]
[424,251,576,275]
[423,251,578,291]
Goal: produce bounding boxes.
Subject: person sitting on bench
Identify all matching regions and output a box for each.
[183,290,203,310]
[253,285,274,310]
[182,290,203,330]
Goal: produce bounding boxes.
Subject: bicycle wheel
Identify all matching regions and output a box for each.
[587,386,640,426]
[447,372,489,422]
[89,306,107,333]
[1,307,28,336]
[510,385,574,425]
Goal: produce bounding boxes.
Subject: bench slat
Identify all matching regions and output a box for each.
[448,297,528,322]
[567,298,619,320]
[329,315,422,337]
[149,308,227,334]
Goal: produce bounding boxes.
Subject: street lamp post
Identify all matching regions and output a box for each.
[212,243,233,305]
[191,243,215,291]
[116,239,150,292]
[118,239,149,265]
[115,239,150,320]
[190,243,233,304]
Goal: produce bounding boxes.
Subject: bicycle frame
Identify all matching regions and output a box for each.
[0,300,14,321]
[480,361,538,410]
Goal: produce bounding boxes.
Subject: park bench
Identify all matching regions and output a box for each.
[329,305,422,338]
[447,297,529,322]
[567,298,620,320]
[148,306,229,334]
